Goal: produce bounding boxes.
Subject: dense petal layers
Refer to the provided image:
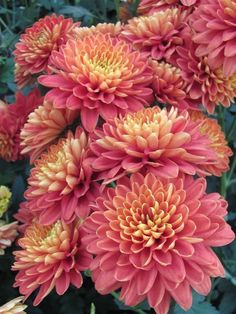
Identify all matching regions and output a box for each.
[25,127,99,225]
[137,0,197,15]
[0,297,27,314]
[91,106,219,183]
[21,100,79,163]
[121,8,187,60]
[82,172,235,314]
[13,220,92,305]
[189,111,233,176]
[14,14,79,88]
[173,28,236,113]
[192,0,236,77]
[39,33,153,132]
[150,60,189,108]
[0,89,41,161]
[0,220,18,255]
[72,22,122,40]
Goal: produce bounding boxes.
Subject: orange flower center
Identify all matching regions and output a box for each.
[117,182,186,249]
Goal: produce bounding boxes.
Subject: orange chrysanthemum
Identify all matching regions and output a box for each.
[14,14,80,88]
[25,127,99,225]
[91,106,219,183]
[21,100,79,163]
[150,60,190,109]
[0,220,18,255]
[82,173,235,314]
[137,0,197,15]
[0,297,27,314]
[189,111,233,176]
[174,28,236,113]
[72,22,122,40]
[121,8,187,60]
[39,33,153,132]
[13,220,92,305]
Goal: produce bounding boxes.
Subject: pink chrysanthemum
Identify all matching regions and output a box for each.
[138,0,197,15]
[0,297,27,314]
[192,0,236,77]
[150,60,189,109]
[174,29,236,113]
[72,22,122,40]
[121,8,187,60]
[25,127,99,225]
[14,201,35,234]
[0,220,18,255]
[14,14,80,88]
[82,172,235,314]
[91,106,219,183]
[38,33,154,132]
[21,100,79,163]
[189,111,233,176]
[0,89,42,162]
[13,219,92,305]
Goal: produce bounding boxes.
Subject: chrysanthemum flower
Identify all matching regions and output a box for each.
[14,14,80,88]
[189,111,233,176]
[121,8,187,61]
[25,127,99,225]
[174,29,236,113]
[72,22,122,40]
[0,89,42,162]
[0,220,18,255]
[14,201,35,234]
[13,219,92,305]
[21,100,79,163]
[91,106,219,183]
[0,296,27,314]
[150,60,189,108]
[192,0,236,77]
[0,186,11,218]
[39,33,153,132]
[82,172,235,314]
[137,0,197,15]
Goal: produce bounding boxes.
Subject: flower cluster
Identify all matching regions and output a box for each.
[4,5,234,314]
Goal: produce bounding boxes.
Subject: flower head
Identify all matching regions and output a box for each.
[174,28,236,113]
[72,22,122,40]
[82,172,235,314]
[14,14,79,88]
[0,186,12,218]
[14,201,35,234]
[0,220,18,255]
[25,127,99,225]
[0,297,27,314]
[13,219,92,305]
[39,33,153,132]
[137,0,197,15]
[21,100,79,163]
[192,0,236,77]
[150,60,189,108]
[91,106,219,183]
[121,8,187,60]
[189,111,233,176]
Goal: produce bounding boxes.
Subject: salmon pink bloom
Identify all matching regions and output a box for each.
[138,0,197,15]
[82,172,235,314]
[72,22,122,40]
[91,107,218,183]
[14,201,36,234]
[21,100,79,163]
[14,14,80,88]
[13,219,92,305]
[0,89,42,162]
[192,0,236,77]
[174,29,236,113]
[39,33,153,132]
[121,8,187,60]
[0,297,27,314]
[25,127,99,225]
[189,111,233,176]
[0,220,18,255]
[150,60,189,109]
